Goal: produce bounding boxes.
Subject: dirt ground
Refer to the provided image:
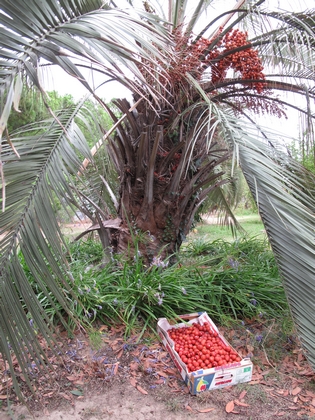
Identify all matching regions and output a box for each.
[1,319,315,420]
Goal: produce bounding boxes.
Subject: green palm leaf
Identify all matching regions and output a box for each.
[0,0,171,139]
[0,105,97,397]
[232,120,315,366]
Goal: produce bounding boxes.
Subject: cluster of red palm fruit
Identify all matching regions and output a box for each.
[208,29,265,93]
[169,27,265,93]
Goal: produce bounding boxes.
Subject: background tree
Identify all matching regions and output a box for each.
[289,132,315,174]
[1,0,315,395]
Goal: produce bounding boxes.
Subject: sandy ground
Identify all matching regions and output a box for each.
[2,385,224,420]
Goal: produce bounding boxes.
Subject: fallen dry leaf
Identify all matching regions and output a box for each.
[156,370,169,378]
[0,395,7,400]
[246,344,254,353]
[136,385,148,395]
[294,378,307,384]
[129,377,137,387]
[260,380,273,386]
[226,400,235,413]
[297,353,305,363]
[277,411,286,416]
[60,393,72,401]
[113,363,119,375]
[164,368,178,375]
[168,379,179,389]
[239,390,247,400]
[196,407,215,413]
[73,380,85,386]
[116,348,124,359]
[249,380,260,385]
[234,399,250,407]
[292,386,302,396]
[260,354,270,365]
[142,359,152,370]
[186,405,194,412]
[129,362,139,371]
[42,392,54,397]
[66,375,81,381]
[98,325,107,332]
[298,369,314,376]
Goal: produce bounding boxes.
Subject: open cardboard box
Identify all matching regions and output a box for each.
[157,312,253,395]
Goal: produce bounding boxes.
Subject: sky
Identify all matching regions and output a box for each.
[40,0,314,141]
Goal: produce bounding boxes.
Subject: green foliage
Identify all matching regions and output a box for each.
[22,236,288,336]
[191,214,266,243]
[7,89,113,150]
[73,236,288,333]
[7,89,76,132]
[76,99,113,148]
[182,237,286,321]
[67,239,104,264]
[288,137,315,175]
[69,251,209,336]
[7,88,47,132]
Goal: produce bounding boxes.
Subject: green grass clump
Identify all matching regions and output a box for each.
[68,252,210,336]
[181,237,287,322]
[20,234,289,336]
[66,236,288,335]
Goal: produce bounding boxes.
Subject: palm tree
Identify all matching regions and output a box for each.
[1,0,315,395]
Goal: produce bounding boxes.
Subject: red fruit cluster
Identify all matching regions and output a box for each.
[208,29,265,93]
[168,27,265,94]
[168,322,241,372]
[168,28,199,85]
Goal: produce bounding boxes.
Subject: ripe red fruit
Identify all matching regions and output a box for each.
[168,322,240,372]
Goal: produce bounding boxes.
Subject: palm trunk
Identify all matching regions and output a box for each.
[107,99,230,264]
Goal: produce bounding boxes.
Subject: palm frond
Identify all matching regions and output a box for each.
[218,113,315,367]
[243,8,315,81]
[0,0,172,135]
[0,104,100,397]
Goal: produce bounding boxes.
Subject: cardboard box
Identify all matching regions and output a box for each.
[157,312,253,395]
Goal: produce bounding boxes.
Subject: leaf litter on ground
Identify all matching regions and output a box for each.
[1,319,315,419]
